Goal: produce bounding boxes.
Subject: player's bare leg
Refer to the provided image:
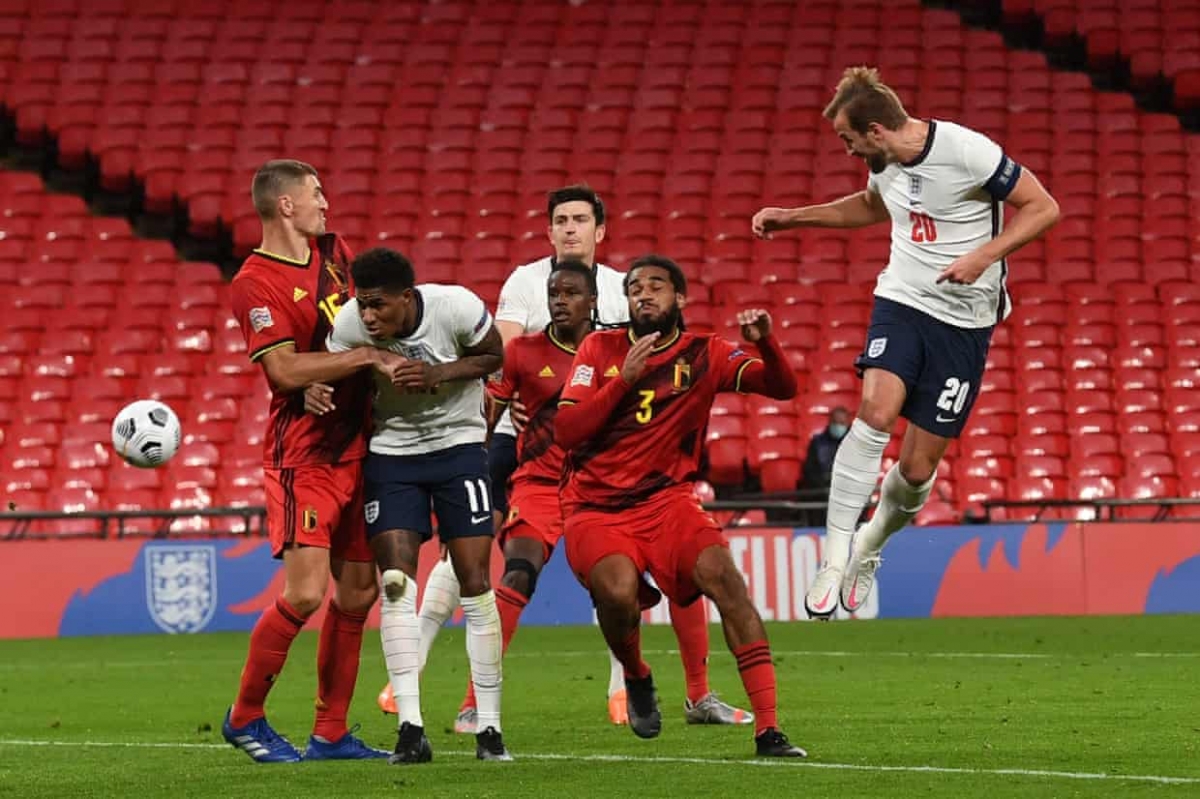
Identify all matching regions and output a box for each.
[589,554,661,740]
[224,546,328,763]
[806,368,903,618]
[372,529,432,765]
[446,534,511,761]
[841,424,945,613]
[303,557,388,760]
[691,545,807,758]
[456,536,544,731]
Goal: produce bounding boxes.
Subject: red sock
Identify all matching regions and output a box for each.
[733,640,778,736]
[312,601,368,742]
[612,625,651,681]
[669,598,710,704]
[230,598,307,728]
[462,585,528,710]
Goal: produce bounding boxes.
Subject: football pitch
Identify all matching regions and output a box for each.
[2,615,1199,798]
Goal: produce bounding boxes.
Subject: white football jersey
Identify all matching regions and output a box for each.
[493,256,629,436]
[867,120,1022,329]
[327,285,493,457]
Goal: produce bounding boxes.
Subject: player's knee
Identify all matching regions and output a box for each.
[693,548,747,605]
[336,581,379,615]
[458,571,491,598]
[283,588,324,618]
[855,403,897,434]
[590,563,640,610]
[898,457,937,486]
[501,558,539,599]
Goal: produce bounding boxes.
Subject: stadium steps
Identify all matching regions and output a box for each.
[929,0,1200,131]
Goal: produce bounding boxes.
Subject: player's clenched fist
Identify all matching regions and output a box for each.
[738,309,772,342]
[751,207,795,240]
[303,382,335,415]
[372,350,408,383]
[621,331,661,384]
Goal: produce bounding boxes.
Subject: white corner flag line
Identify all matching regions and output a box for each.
[0,739,1197,786]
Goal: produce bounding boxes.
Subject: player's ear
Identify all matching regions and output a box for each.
[278,193,293,218]
[676,292,688,310]
[546,224,555,247]
[594,223,606,245]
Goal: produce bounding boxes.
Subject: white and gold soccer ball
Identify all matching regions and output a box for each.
[111,399,182,468]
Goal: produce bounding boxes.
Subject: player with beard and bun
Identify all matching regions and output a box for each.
[389,187,752,733]
[752,66,1058,620]
[554,255,807,758]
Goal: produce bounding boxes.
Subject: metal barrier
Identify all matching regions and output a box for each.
[4,495,1200,540]
[0,507,267,540]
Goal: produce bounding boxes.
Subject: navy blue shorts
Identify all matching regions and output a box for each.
[363,443,494,542]
[488,432,518,514]
[854,298,993,439]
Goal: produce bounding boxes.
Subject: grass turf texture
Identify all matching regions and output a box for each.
[1,616,1198,797]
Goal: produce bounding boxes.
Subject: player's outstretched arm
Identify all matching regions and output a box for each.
[728,310,798,401]
[937,169,1060,285]
[752,190,888,239]
[257,344,397,395]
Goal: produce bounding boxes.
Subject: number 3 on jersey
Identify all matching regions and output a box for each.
[635,390,655,424]
[910,211,937,243]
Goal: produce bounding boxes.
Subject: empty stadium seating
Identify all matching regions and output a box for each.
[0,0,1197,528]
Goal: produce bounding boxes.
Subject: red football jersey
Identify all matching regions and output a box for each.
[489,326,581,486]
[558,328,760,513]
[229,233,370,469]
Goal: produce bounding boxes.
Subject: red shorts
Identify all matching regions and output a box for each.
[564,486,728,606]
[264,461,372,562]
[499,480,563,562]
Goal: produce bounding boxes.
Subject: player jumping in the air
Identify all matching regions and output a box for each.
[223,160,399,763]
[398,186,751,731]
[752,66,1059,618]
[327,247,511,764]
[555,255,807,758]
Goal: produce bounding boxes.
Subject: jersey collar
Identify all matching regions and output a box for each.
[253,247,311,268]
[901,120,937,168]
[546,324,584,354]
[626,326,681,352]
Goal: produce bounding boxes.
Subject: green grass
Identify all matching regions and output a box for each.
[2,616,1199,797]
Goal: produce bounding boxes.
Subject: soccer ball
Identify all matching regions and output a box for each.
[111,399,182,468]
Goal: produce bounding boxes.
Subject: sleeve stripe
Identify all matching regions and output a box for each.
[733,358,761,393]
[249,338,295,362]
[491,397,510,407]
[558,400,577,407]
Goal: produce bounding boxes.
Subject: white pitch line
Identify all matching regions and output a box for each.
[4,648,1199,673]
[1,739,1197,786]
[4,649,1199,672]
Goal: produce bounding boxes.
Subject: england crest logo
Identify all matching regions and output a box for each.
[144,545,217,634]
[867,337,888,358]
[365,500,380,525]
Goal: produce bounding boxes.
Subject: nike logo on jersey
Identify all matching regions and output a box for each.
[935,414,958,424]
[470,514,490,525]
[538,365,555,378]
[293,287,308,302]
[604,365,620,377]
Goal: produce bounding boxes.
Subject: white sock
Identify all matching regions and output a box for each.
[824,418,891,567]
[857,464,935,553]
[380,569,423,729]
[607,649,625,698]
[461,591,503,732]
[417,555,460,672]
